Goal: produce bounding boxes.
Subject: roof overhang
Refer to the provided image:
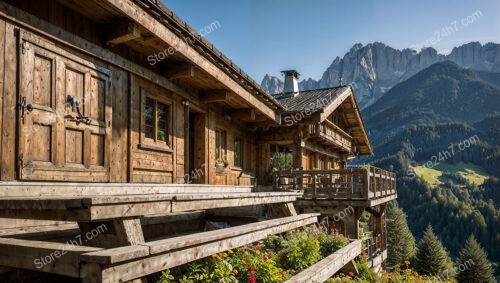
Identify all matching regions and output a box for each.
[103,0,283,123]
[313,87,372,155]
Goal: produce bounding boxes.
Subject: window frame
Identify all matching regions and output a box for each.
[215,128,227,167]
[139,88,173,152]
[234,137,243,168]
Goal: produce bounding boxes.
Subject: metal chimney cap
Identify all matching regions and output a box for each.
[280,70,300,79]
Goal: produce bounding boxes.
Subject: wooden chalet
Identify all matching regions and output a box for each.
[0,0,396,282]
[260,72,397,270]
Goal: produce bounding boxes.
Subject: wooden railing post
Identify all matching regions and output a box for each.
[363,167,370,199]
[312,172,317,198]
[272,172,277,190]
[349,169,353,196]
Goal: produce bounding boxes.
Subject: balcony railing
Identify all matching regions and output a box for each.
[362,232,386,259]
[307,120,353,152]
[272,166,396,200]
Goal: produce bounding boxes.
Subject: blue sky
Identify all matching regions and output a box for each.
[163,0,499,82]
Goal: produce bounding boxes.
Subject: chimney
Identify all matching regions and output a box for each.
[281,70,300,96]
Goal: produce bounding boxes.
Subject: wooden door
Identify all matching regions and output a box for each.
[18,33,111,182]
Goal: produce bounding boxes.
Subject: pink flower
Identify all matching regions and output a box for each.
[335,231,339,236]
[248,267,255,272]
[248,273,257,283]
[348,271,355,277]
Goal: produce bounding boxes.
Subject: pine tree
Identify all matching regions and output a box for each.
[456,235,495,283]
[414,225,452,276]
[386,203,416,266]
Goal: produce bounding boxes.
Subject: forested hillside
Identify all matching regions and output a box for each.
[356,61,500,273]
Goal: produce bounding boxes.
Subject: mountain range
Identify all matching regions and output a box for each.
[261,42,500,108]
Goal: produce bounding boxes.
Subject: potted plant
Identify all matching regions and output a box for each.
[215,156,230,175]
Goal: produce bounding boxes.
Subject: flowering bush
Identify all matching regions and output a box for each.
[277,228,321,271]
[317,227,350,258]
[157,225,350,283]
[327,260,452,283]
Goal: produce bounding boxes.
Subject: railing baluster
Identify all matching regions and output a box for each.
[312,172,317,198]
[272,166,395,200]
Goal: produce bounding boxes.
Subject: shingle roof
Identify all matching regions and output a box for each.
[274,86,350,113]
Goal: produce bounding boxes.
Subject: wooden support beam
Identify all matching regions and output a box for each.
[165,65,195,80]
[230,109,257,121]
[338,260,359,276]
[112,218,145,246]
[268,202,298,218]
[199,90,230,103]
[106,20,141,46]
[0,238,101,278]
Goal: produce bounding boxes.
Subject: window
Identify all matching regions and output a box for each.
[234,137,243,168]
[215,129,226,166]
[143,95,171,148]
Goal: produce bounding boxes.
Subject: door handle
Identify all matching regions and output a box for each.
[20,97,33,119]
[66,96,92,124]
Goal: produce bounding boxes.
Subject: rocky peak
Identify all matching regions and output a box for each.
[261,42,500,108]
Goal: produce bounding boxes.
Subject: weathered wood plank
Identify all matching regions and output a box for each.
[80,214,318,265]
[80,214,318,282]
[147,213,317,254]
[0,182,253,197]
[79,245,149,265]
[172,194,299,212]
[285,240,362,283]
[0,23,16,180]
[0,237,101,278]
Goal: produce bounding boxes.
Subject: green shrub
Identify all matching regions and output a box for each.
[277,229,320,271]
[317,228,350,258]
[157,225,350,283]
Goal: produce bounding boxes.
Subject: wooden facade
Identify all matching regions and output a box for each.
[0,0,395,281]
[0,0,279,187]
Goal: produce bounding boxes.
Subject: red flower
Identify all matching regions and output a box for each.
[248,266,255,272]
[248,273,257,283]
[263,255,268,262]
[268,252,273,257]
[255,244,261,250]
[281,255,288,261]
[280,271,285,278]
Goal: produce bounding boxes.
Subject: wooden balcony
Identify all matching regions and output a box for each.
[307,120,353,152]
[272,166,397,206]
